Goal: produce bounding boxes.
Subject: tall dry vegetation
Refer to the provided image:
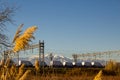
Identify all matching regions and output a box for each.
[16,64,25,80]
[0,60,31,80]
[105,60,118,72]
[35,59,40,72]
[19,70,31,80]
[0,24,37,80]
[12,24,37,52]
[93,70,103,80]
[104,60,120,76]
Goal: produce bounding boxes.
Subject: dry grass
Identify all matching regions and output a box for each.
[93,70,103,80]
[0,61,120,80]
[24,67,120,80]
[29,75,120,80]
[35,59,39,72]
[0,25,37,80]
[19,70,31,80]
[16,64,25,80]
[12,24,23,43]
[105,60,118,72]
[13,25,37,52]
[0,62,32,80]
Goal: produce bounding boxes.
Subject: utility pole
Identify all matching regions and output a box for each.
[39,40,44,75]
[72,54,78,63]
[49,53,53,68]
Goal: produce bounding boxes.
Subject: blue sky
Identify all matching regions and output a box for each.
[6,0,120,57]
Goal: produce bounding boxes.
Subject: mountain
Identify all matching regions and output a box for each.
[12,54,73,66]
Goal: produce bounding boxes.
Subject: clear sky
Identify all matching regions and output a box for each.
[6,0,120,57]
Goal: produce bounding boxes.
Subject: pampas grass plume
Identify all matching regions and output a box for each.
[13,26,37,52]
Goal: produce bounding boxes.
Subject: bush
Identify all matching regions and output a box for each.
[105,60,117,71]
[104,60,120,75]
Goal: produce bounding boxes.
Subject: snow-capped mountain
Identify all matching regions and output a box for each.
[12,54,73,65]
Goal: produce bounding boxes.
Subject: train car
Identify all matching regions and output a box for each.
[63,61,73,68]
[74,62,82,67]
[39,61,48,67]
[19,60,33,67]
[81,61,92,68]
[50,61,63,68]
[91,61,105,68]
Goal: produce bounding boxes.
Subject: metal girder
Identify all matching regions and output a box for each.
[75,50,120,58]
[3,44,39,55]
[23,44,39,50]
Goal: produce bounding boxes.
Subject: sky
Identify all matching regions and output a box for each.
[5,0,120,57]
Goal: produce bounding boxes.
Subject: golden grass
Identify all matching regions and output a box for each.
[13,25,37,52]
[4,58,10,68]
[93,70,103,80]
[35,59,39,72]
[0,61,32,80]
[10,64,17,77]
[0,61,120,80]
[16,64,25,80]
[19,70,31,80]
[30,74,120,80]
[12,24,23,43]
[0,24,38,80]
[105,60,118,72]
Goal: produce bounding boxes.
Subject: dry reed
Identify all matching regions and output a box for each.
[12,24,23,43]
[13,25,37,52]
[105,60,117,72]
[19,70,31,80]
[10,64,17,77]
[0,25,38,80]
[35,59,39,72]
[0,59,4,67]
[16,64,25,80]
[4,58,10,68]
[93,70,103,80]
